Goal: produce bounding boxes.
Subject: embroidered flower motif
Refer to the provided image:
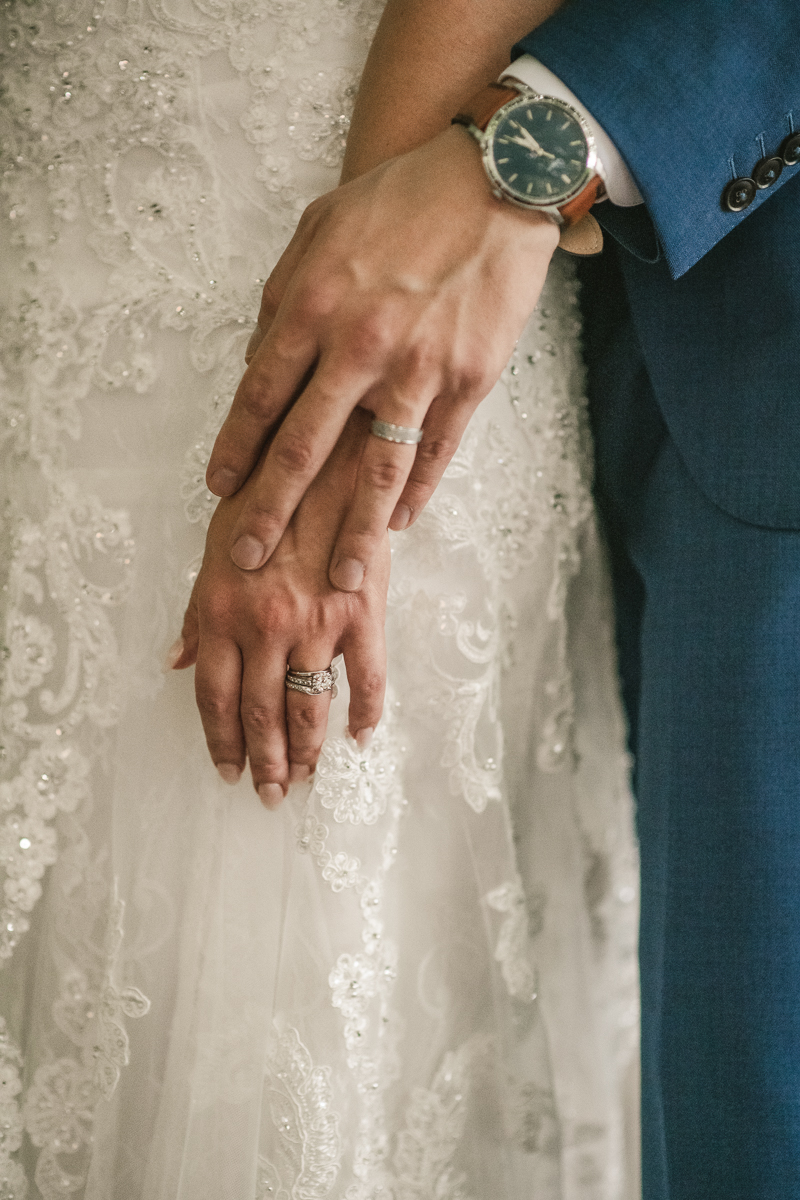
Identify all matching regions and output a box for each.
[255,153,295,192]
[241,101,280,145]
[91,896,151,1101]
[329,953,378,1015]
[22,1060,95,1153]
[314,730,399,826]
[394,1039,488,1199]
[321,851,361,893]
[297,814,364,892]
[265,1028,342,1198]
[256,1154,289,1200]
[286,70,358,167]
[0,816,57,905]
[512,1083,560,1158]
[486,880,537,1002]
[4,615,56,698]
[0,1018,25,1193]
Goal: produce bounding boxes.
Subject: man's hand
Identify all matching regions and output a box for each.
[206,125,559,591]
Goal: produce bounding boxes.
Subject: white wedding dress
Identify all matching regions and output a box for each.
[0,1,640,1197]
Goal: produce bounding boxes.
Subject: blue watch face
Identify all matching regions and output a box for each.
[489,98,591,205]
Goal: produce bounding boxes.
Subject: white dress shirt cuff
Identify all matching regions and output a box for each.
[500,55,643,207]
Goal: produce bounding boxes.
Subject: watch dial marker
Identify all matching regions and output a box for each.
[492,98,588,206]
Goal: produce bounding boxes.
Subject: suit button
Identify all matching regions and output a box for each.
[781,131,800,166]
[722,176,756,212]
[753,155,783,188]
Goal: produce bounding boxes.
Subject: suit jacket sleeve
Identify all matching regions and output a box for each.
[516,0,800,278]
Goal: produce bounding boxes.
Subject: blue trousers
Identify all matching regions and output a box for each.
[583,253,800,1199]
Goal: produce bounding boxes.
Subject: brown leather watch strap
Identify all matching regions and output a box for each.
[453,82,521,132]
[559,212,604,256]
[558,173,605,227]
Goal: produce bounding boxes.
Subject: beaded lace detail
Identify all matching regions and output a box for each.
[0,0,639,1195]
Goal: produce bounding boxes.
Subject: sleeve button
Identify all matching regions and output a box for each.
[781,132,800,166]
[753,155,783,189]
[721,176,756,212]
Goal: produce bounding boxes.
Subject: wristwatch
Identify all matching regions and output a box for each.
[453,82,606,227]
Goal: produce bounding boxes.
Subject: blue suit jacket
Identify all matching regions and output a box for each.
[517,1,800,529]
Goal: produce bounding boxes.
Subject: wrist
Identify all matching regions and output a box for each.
[439,125,561,247]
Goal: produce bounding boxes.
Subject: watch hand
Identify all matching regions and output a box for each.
[508,128,555,159]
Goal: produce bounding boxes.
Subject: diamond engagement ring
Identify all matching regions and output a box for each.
[370,418,423,445]
[285,664,338,697]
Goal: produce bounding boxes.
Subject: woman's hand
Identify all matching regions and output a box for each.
[169,410,389,808]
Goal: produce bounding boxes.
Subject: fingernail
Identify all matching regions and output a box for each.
[331,557,365,591]
[207,467,239,496]
[390,504,412,531]
[288,763,312,783]
[163,637,184,671]
[231,535,266,570]
[354,727,373,752]
[216,762,242,785]
[258,782,285,809]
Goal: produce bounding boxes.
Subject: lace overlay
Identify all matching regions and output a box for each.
[0,0,639,1196]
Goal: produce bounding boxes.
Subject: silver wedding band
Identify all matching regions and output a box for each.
[285,664,338,696]
[370,418,423,445]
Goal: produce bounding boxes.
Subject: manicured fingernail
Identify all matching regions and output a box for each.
[163,637,184,671]
[231,535,266,570]
[354,727,373,752]
[216,763,242,785]
[289,763,312,783]
[207,467,239,496]
[390,504,412,531]
[258,782,285,809]
[331,557,365,591]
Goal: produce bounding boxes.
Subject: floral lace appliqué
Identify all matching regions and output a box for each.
[486,880,537,1002]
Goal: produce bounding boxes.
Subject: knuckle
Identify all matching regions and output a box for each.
[199,588,232,627]
[258,284,280,324]
[402,341,438,386]
[291,281,329,323]
[291,701,325,732]
[454,357,492,397]
[345,315,393,368]
[417,434,458,468]
[240,702,276,733]
[299,194,325,225]
[362,455,405,493]
[235,376,270,421]
[272,428,316,476]
[356,669,385,702]
[249,757,284,780]
[196,688,236,723]
[255,595,290,632]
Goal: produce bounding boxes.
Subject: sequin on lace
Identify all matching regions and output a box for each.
[0,0,639,1194]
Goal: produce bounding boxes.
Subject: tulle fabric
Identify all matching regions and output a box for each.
[0,1,639,1196]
